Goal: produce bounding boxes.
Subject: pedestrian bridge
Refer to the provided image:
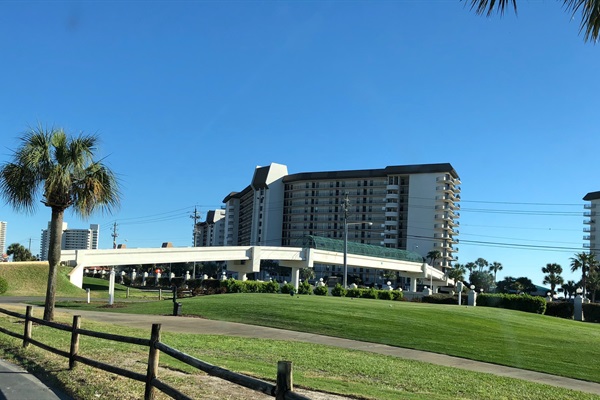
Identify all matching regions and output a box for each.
[63,238,452,290]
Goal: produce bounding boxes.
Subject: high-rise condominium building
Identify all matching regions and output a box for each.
[0,221,6,255]
[583,191,600,257]
[40,223,100,261]
[194,209,226,247]
[214,162,460,271]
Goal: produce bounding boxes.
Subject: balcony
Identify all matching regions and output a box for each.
[584,235,595,241]
[585,203,596,209]
[584,219,594,225]
[584,243,591,248]
[385,210,397,218]
[386,184,399,190]
[584,227,595,232]
[584,211,596,217]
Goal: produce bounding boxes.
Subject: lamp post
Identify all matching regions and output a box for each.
[343,219,373,288]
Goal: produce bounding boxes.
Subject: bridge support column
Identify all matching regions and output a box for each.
[280,260,308,290]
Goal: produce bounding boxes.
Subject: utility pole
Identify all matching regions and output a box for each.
[342,193,350,288]
[190,207,201,279]
[111,222,118,249]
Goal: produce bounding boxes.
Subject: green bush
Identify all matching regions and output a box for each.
[0,277,8,294]
[346,288,361,298]
[377,290,394,300]
[545,301,573,319]
[477,293,546,314]
[422,294,456,304]
[222,279,246,293]
[281,283,295,294]
[583,303,600,323]
[392,290,404,301]
[313,285,328,296]
[331,283,347,297]
[361,288,378,299]
[297,280,313,295]
[263,280,281,294]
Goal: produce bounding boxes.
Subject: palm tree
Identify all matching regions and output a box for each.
[488,261,503,281]
[561,280,577,299]
[467,0,600,43]
[426,250,442,267]
[570,252,598,298]
[474,257,489,272]
[0,127,120,321]
[541,263,564,295]
[447,263,467,282]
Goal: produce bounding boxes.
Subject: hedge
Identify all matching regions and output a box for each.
[477,293,546,314]
[544,301,574,319]
[583,303,600,323]
[422,294,457,305]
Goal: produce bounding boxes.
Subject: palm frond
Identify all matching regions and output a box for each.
[0,162,39,213]
[466,0,518,16]
[71,162,120,218]
[564,0,600,42]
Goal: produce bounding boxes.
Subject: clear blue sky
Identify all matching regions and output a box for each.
[0,1,597,286]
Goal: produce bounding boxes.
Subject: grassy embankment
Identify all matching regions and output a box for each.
[0,264,598,399]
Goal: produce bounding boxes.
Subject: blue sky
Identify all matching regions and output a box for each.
[0,1,597,286]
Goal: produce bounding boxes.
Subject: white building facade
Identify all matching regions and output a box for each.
[0,221,6,255]
[200,163,460,284]
[195,209,226,246]
[40,222,100,261]
[583,191,600,257]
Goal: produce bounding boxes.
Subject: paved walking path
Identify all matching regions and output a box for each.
[1,299,600,397]
[0,358,71,400]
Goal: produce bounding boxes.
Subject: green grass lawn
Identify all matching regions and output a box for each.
[0,262,85,297]
[0,307,595,400]
[55,293,600,384]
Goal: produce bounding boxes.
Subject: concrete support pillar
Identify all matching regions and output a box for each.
[290,268,300,290]
[468,288,477,306]
[574,294,584,321]
[410,277,417,292]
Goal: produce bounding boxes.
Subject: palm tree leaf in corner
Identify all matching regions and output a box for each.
[0,126,120,321]
[467,0,600,42]
[467,0,518,16]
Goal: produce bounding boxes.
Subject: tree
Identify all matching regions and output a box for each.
[0,127,120,321]
[467,0,600,43]
[469,270,494,292]
[299,267,315,282]
[570,252,598,298]
[447,263,467,282]
[426,250,442,267]
[541,263,564,295]
[561,280,577,299]
[6,243,36,261]
[474,257,489,272]
[488,261,503,281]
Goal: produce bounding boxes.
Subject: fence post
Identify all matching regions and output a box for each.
[69,315,81,369]
[144,324,161,400]
[159,289,162,301]
[275,361,293,400]
[126,287,130,298]
[23,306,32,348]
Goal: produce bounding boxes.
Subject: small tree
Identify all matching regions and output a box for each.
[541,263,564,295]
[6,243,36,261]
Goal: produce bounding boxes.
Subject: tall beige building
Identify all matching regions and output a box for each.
[0,221,6,255]
[583,191,600,257]
[214,162,461,273]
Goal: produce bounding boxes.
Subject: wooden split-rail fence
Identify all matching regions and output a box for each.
[0,306,311,400]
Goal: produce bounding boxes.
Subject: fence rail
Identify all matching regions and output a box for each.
[0,306,311,400]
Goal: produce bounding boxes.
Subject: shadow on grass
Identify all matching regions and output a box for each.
[82,283,127,292]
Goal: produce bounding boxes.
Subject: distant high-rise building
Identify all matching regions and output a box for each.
[195,210,226,246]
[40,222,100,261]
[201,162,460,278]
[583,191,600,258]
[0,221,6,255]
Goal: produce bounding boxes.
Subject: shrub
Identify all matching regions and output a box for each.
[360,288,379,299]
[477,293,546,314]
[281,283,295,294]
[422,294,456,304]
[263,280,281,294]
[378,290,394,300]
[346,288,361,298]
[313,285,328,296]
[583,303,600,323]
[222,279,246,293]
[545,301,574,319]
[392,290,404,301]
[0,277,8,294]
[297,280,313,295]
[331,283,347,297]
[244,281,262,293]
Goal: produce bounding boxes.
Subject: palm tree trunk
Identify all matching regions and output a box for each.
[43,207,64,321]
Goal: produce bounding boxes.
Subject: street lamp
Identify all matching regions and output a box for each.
[343,220,373,288]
